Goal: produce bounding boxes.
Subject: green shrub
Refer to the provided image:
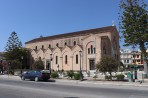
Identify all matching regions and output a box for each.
[67,70,74,79]
[73,72,83,80]
[32,60,44,70]
[51,71,59,78]
[105,76,112,80]
[74,73,80,80]
[115,74,125,80]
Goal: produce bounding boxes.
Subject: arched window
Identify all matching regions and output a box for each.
[56,43,59,47]
[94,48,96,54]
[49,44,51,48]
[64,42,67,46]
[56,56,58,64]
[42,45,44,49]
[35,46,37,50]
[88,48,90,54]
[39,57,41,61]
[73,41,76,46]
[65,55,67,64]
[91,45,93,54]
[76,55,78,64]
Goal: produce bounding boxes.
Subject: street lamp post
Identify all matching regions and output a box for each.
[50,54,52,74]
[0,59,3,74]
[21,56,23,74]
[8,62,11,77]
[79,50,83,81]
[132,45,137,80]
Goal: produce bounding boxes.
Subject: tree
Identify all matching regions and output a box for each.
[4,31,23,61]
[96,55,118,80]
[119,61,125,72]
[32,59,44,70]
[4,48,27,60]
[9,60,21,74]
[119,0,148,74]
[5,32,22,52]
[4,32,29,71]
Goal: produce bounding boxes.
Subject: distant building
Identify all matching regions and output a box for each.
[25,26,120,71]
[120,49,148,70]
[131,50,143,69]
[135,49,148,70]
[120,49,132,68]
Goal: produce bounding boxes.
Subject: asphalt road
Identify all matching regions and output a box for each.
[0,79,148,98]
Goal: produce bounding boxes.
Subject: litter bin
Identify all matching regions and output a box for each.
[142,73,147,79]
[127,72,133,82]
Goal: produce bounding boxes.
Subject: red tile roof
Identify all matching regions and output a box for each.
[25,26,116,44]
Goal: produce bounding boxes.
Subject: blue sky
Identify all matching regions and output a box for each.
[0,0,147,52]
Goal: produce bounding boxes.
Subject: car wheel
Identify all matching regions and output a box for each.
[43,79,48,82]
[35,77,39,82]
[21,76,25,80]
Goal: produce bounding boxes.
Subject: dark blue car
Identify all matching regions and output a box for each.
[21,70,50,81]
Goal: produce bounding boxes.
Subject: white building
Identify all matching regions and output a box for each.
[120,49,132,68]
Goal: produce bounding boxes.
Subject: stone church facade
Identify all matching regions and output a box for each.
[25,26,120,71]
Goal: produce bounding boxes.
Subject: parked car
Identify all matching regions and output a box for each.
[21,70,50,81]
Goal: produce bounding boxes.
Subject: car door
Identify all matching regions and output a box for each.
[34,71,41,78]
[29,71,36,80]
[24,71,31,79]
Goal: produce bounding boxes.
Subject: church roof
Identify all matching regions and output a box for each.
[25,26,116,44]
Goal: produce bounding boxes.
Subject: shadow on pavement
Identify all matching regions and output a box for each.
[21,79,56,82]
[47,79,56,82]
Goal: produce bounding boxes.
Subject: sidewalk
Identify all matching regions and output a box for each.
[0,74,20,80]
[1,74,148,87]
[55,78,148,87]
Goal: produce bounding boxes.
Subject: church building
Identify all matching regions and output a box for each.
[25,26,120,71]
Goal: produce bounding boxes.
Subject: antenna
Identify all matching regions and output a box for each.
[112,20,115,26]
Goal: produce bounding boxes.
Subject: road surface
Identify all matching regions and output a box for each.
[0,79,148,98]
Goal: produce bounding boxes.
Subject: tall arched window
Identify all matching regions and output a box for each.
[91,45,93,54]
[42,45,44,49]
[73,41,76,46]
[35,46,37,50]
[64,42,67,46]
[65,55,67,64]
[88,48,90,54]
[56,56,58,64]
[39,57,41,61]
[94,47,96,54]
[56,43,59,47]
[76,55,78,64]
[49,44,51,48]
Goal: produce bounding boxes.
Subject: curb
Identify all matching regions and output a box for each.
[1,75,148,87]
[54,79,148,87]
[0,75,20,80]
